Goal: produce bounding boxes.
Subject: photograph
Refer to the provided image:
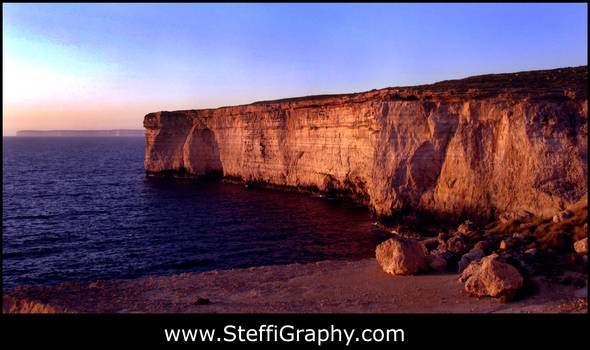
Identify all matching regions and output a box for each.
[2,2,588,347]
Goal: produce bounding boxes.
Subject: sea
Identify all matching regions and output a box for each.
[2,137,389,289]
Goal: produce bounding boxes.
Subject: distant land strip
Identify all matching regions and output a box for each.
[15,129,145,137]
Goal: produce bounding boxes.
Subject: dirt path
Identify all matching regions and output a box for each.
[3,259,587,313]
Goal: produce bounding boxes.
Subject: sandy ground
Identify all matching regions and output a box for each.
[3,259,587,313]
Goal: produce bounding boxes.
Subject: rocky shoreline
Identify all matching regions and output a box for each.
[3,196,587,314]
[376,195,587,302]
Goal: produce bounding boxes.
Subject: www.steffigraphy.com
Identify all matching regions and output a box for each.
[164,324,405,346]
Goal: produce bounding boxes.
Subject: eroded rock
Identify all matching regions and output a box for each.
[437,232,450,245]
[420,237,439,252]
[499,238,516,250]
[474,239,498,254]
[574,238,588,254]
[458,248,485,273]
[376,235,428,275]
[457,220,477,234]
[446,233,472,255]
[513,233,526,240]
[426,251,448,272]
[459,254,524,299]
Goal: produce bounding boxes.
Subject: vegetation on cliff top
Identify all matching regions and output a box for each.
[250,66,587,106]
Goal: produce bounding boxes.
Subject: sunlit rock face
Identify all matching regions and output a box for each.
[144,66,588,223]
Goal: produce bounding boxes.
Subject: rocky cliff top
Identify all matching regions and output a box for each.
[253,65,587,104]
[150,66,587,119]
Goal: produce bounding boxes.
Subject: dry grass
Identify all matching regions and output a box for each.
[487,197,588,253]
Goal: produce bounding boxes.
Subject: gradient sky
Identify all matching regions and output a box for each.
[2,3,587,136]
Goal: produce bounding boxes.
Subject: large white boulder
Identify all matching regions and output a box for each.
[459,254,523,298]
[376,235,428,275]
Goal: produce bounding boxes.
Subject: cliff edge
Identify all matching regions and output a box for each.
[144,66,588,223]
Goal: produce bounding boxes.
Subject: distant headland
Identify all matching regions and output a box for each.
[16,129,145,137]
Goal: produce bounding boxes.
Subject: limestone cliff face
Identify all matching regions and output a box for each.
[144,66,588,222]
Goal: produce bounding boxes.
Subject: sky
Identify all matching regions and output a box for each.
[2,3,588,136]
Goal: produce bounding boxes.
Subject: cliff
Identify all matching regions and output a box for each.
[144,66,588,223]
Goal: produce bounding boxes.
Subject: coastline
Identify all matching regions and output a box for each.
[3,258,587,314]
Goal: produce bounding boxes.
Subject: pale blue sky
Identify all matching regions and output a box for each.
[3,3,587,135]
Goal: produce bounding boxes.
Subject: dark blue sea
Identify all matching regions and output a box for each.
[2,137,388,289]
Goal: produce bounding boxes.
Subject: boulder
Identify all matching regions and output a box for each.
[457,220,477,234]
[376,235,428,275]
[474,239,497,254]
[459,254,524,298]
[420,237,439,252]
[512,233,526,240]
[437,232,450,245]
[426,251,448,272]
[574,238,588,254]
[446,233,472,255]
[499,238,516,250]
[458,248,485,273]
[435,248,454,261]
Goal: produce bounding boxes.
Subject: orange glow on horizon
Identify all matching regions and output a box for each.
[3,102,166,136]
[2,96,258,136]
